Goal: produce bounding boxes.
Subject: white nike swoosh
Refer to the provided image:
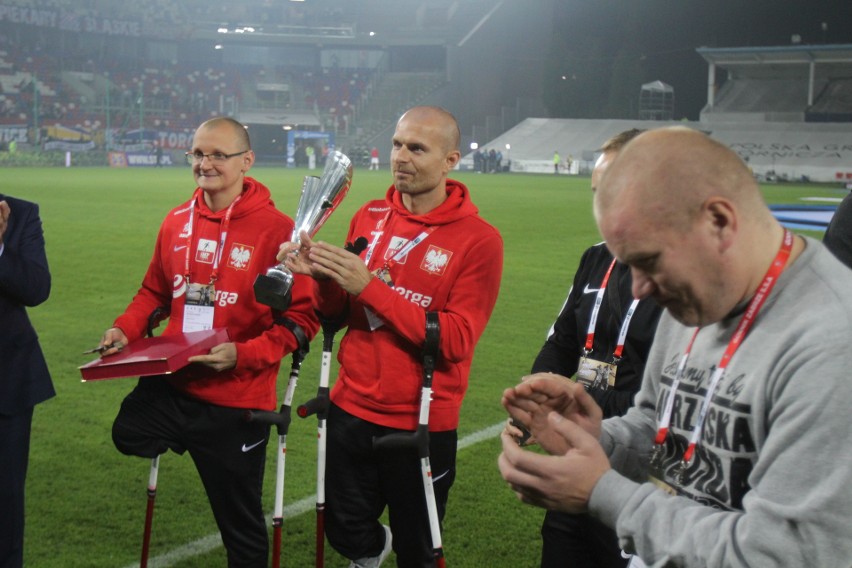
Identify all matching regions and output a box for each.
[241,439,265,452]
[432,469,451,483]
[174,245,187,252]
[583,285,601,294]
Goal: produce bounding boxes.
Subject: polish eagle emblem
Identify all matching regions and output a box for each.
[421,245,452,275]
[228,244,253,270]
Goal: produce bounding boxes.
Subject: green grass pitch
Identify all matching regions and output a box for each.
[4,164,841,567]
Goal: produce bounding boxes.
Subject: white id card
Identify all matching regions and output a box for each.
[183,304,214,332]
[183,282,215,332]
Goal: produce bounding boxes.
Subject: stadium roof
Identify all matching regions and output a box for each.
[193,0,507,47]
[696,44,852,78]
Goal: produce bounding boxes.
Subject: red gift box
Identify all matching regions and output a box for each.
[79,328,230,381]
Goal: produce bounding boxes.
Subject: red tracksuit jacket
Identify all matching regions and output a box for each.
[318,179,503,431]
[113,177,319,410]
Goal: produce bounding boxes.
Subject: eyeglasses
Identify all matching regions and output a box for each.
[185,150,249,165]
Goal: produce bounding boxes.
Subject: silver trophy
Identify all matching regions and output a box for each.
[254,150,353,311]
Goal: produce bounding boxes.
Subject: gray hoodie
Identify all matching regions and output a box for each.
[590,237,852,567]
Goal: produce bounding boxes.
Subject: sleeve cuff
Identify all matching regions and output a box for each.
[588,469,640,529]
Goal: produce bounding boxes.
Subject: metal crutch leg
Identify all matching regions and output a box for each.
[373,312,446,567]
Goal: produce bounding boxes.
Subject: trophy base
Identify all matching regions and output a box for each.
[253,274,293,311]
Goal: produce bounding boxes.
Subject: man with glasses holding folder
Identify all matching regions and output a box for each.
[97,117,318,567]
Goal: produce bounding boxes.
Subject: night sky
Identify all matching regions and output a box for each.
[545,0,852,119]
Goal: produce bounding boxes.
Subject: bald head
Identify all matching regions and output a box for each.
[198,117,251,151]
[596,127,770,234]
[397,106,460,153]
[593,126,790,327]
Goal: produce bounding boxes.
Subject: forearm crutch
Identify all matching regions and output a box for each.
[140,455,159,568]
[139,306,169,568]
[297,317,340,568]
[295,237,364,568]
[373,312,445,567]
[244,321,311,568]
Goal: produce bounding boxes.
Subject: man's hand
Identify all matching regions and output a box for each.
[497,412,611,513]
[0,200,10,246]
[187,342,238,372]
[99,327,129,356]
[502,373,602,455]
[277,231,322,277]
[296,238,373,295]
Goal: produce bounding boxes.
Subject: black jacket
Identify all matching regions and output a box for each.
[532,242,662,418]
[824,190,852,269]
[0,195,54,416]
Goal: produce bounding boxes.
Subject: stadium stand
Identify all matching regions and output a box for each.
[1,1,850,179]
[460,118,852,182]
[0,0,475,159]
[0,0,542,149]
[460,44,852,182]
[695,45,852,126]
[808,77,852,122]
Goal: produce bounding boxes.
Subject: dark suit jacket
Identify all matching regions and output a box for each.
[0,194,54,416]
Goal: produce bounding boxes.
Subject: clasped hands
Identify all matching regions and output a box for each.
[499,373,611,513]
[276,230,373,296]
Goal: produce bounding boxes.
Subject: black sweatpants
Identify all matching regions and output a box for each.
[0,407,32,568]
[112,377,270,568]
[540,510,628,568]
[324,403,457,567]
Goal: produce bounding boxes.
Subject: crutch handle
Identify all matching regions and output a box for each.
[372,424,429,457]
[297,389,329,418]
[146,306,169,338]
[243,406,293,435]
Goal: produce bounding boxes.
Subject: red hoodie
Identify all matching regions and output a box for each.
[113,177,319,411]
[318,179,503,431]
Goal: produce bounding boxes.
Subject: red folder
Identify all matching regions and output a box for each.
[79,328,230,381]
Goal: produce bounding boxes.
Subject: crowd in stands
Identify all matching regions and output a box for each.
[1,0,356,38]
[0,56,370,137]
[0,0,377,149]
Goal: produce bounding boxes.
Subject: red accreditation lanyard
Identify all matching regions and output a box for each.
[364,210,436,273]
[183,193,241,285]
[613,298,641,359]
[583,258,640,362]
[653,229,794,478]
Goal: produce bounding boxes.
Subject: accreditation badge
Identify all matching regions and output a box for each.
[364,307,385,331]
[364,264,394,330]
[373,265,395,287]
[648,474,678,497]
[183,282,215,332]
[575,357,617,390]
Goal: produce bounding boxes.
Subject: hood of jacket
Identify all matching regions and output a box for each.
[385,178,479,226]
[192,176,274,221]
